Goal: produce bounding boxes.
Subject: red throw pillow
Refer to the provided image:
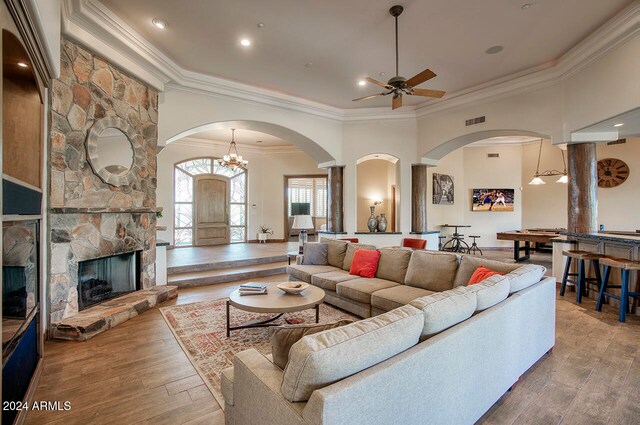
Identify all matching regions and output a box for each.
[468,266,503,285]
[349,249,381,278]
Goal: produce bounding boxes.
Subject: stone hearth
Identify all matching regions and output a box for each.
[52,286,177,341]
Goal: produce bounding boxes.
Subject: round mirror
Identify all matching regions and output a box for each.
[96,128,133,175]
[86,116,141,187]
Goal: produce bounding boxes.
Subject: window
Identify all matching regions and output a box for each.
[287,177,327,217]
[174,158,247,245]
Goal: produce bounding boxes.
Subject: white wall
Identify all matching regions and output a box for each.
[596,138,640,231]
[156,140,325,244]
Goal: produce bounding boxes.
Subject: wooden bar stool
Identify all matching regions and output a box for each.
[468,235,483,256]
[560,250,604,304]
[596,257,640,322]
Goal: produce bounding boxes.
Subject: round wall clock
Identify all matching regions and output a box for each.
[597,158,629,188]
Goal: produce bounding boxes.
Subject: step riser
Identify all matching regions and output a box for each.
[168,255,288,275]
[170,267,287,287]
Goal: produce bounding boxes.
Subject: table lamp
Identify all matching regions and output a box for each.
[292,215,314,254]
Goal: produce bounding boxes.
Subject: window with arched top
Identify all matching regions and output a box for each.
[174,158,247,245]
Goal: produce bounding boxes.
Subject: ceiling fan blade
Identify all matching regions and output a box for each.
[352,92,387,102]
[405,68,437,88]
[365,77,392,88]
[392,94,402,110]
[411,88,446,98]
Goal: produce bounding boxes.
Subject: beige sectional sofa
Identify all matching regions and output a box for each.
[223,239,555,425]
[287,239,542,318]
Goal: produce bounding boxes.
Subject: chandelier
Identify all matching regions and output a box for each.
[529,139,568,185]
[219,128,248,170]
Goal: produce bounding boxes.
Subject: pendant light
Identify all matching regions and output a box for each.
[528,139,568,185]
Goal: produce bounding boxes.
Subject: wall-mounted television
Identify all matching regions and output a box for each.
[472,189,515,212]
[290,202,311,216]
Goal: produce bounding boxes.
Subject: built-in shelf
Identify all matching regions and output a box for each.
[354,232,403,235]
[410,231,441,235]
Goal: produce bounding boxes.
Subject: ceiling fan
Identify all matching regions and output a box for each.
[353,5,445,110]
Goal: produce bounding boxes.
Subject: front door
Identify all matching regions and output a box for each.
[194,175,230,245]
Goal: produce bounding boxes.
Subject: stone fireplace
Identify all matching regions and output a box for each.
[47,39,169,336]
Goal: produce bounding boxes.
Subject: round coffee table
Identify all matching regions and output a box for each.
[226,282,325,337]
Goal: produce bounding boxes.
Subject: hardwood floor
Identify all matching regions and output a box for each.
[25,251,640,424]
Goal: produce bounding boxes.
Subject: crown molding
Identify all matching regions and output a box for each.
[61,0,640,123]
[171,136,304,155]
[416,1,640,117]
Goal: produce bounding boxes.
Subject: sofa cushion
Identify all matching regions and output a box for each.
[288,265,339,283]
[269,320,354,370]
[221,366,234,405]
[405,251,459,292]
[453,255,520,288]
[410,287,477,338]
[311,270,359,292]
[468,266,503,285]
[320,238,349,268]
[336,277,399,304]
[466,274,510,311]
[302,243,328,265]
[281,304,423,402]
[371,286,435,313]
[375,248,413,283]
[349,249,381,278]
[506,264,546,293]
[342,243,377,271]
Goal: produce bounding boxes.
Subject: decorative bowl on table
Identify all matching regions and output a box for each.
[277,282,309,295]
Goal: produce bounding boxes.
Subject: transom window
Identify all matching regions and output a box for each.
[174,158,247,245]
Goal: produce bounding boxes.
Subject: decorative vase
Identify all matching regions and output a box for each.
[367,206,378,232]
[377,213,387,233]
[257,233,268,243]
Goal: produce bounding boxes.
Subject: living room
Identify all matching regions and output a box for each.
[2,1,640,424]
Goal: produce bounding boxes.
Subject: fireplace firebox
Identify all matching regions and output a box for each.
[77,251,140,311]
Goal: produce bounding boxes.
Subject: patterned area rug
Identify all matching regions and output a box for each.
[160,298,357,409]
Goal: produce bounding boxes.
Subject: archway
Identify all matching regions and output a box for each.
[166,120,336,165]
[422,129,550,165]
[356,154,400,232]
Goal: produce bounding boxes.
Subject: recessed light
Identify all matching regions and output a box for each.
[521,3,532,9]
[17,62,28,68]
[486,45,504,55]
[304,62,313,68]
[257,22,265,29]
[240,38,251,47]
[613,123,624,127]
[379,72,386,77]
[358,80,366,86]
[256,140,263,144]
[152,19,167,29]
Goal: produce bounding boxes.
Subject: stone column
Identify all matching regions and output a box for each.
[327,166,345,233]
[567,143,598,233]
[411,164,428,233]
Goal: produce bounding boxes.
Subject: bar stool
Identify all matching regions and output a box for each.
[438,235,447,251]
[596,257,640,322]
[560,250,604,304]
[468,235,483,256]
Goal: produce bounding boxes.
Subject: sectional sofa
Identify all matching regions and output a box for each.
[222,239,556,425]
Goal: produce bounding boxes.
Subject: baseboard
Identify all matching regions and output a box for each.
[247,238,286,243]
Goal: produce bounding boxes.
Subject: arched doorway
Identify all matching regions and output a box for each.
[174,158,247,245]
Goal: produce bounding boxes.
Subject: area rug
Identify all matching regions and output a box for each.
[160,298,357,409]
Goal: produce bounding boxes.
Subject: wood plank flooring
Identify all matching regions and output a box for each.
[25,251,640,425]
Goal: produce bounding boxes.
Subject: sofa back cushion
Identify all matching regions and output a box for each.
[302,243,328,265]
[342,243,377,271]
[375,248,413,283]
[466,274,510,311]
[452,255,520,288]
[404,251,459,291]
[321,238,349,269]
[269,320,353,370]
[281,304,423,402]
[506,264,546,293]
[410,287,477,338]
